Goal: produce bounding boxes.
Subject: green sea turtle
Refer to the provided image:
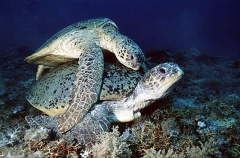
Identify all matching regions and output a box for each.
[26,61,143,117]
[25,18,146,133]
[26,62,184,146]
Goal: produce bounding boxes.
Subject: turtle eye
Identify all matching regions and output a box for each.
[158,67,167,74]
[130,54,134,60]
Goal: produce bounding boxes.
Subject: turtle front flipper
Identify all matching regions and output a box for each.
[58,43,104,133]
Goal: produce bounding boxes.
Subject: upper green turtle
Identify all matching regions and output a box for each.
[25,18,146,133]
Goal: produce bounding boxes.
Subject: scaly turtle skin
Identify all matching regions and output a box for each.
[26,62,184,146]
[25,18,146,133]
[26,61,143,116]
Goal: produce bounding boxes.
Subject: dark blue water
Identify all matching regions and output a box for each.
[0,0,239,58]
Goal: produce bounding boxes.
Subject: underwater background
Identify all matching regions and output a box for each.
[0,0,240,157]
[0,0,240,58]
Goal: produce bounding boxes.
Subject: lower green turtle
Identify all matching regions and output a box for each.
[26,61,143,117]
[25,62,184,146]
[25,18,146,133]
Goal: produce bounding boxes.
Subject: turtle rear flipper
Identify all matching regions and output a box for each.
[67,104,111,145]
[25,104,111,146]
[58,43,104,133]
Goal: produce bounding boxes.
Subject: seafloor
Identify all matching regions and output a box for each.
[0,46,239,157]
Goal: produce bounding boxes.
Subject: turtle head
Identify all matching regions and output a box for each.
[99,19,147,71]
[114,36,146,71]
[133,62,184,109]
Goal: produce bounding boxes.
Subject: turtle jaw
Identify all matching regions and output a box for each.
[128,62,141,71]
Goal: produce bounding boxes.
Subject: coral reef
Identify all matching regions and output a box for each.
[0,47,239,157]
[91,126,132,158]
[0,124,23,147]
